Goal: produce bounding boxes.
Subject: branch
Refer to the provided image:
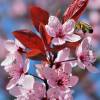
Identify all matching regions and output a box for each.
[54,58,77,65]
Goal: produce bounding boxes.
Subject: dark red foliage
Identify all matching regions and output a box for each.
[30,6,49,31]
[13,30,45,52]
[26,49,47,61]
[39,23,51,50]
[71,0,89,21]
[63,0,89,22]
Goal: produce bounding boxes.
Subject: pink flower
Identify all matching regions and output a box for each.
[1,39,25,66]
[10,81,46,100]
[6,59,30,90]
[44,67,78,90]
[9,75,35,100]
[53,48,72,74]
[45,16,81,45]
[29,82,46,100]
[76,37,98,73]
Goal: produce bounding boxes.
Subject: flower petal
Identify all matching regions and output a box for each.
[9,86,22,97]
[69,76,79,87]
[81,38,89,51]
[19,75,34,90]
[33,82,46,98]
[4,40,17,53]
[44,67,57,80]
[45,25,56,37]
[77,60,85,69]
[23,59,30,73]
[63,19,75,35]
[76,43,82,56]
[64,63,72,74]
[55,48,70,62]
[52,38,66,45]
[47,88,61,99]
[48,16,62,33]
[1,54,16,66]
[86,64,99,73]
[6,78,18,90]
[65,34,81,42]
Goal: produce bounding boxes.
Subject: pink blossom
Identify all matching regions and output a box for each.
[76,37,98,73]
[53,48,72,74]
[6,59,30,90]
[1,39,25,66]
[45,16,81,45]
[9,75,35,100]
[10,81,46,100]
[44,67,78,90]
[29,82,46,100]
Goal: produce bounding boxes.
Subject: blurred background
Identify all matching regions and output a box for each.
[0,0,100,100]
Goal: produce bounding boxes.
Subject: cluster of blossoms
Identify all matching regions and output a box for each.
[0,0,99,100]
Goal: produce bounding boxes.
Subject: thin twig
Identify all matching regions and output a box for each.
[28,73,49,91]
[53,58,77,65]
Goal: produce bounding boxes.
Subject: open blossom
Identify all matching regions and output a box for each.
[10,80,72,100]
[44,67,78,90]
[9,75,35,100]
[10,81,46,100]
[53,48,72,73]
[45,16,81,45]
[76,37,98,73]
[1,39,25,66]
[29,82,46,100]
[6,59,30,90]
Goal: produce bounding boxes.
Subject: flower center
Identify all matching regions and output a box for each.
[19,68,24,75]
[57,79,64,86]
[18,47,26,54]
[55,63,62,69]
[56,29,65,38]
[41,97,48,100]
[79,55,86,63]
[79,52,90,64]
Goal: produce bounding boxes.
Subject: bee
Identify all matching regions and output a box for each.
[75,21,93,33]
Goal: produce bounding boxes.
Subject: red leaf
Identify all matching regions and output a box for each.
[63,0,79,22]
[13,30,45,51]
[30,6,49,31]
[39,23,51,50]
[26,49,47,61]
[63,0,88,22]
[71,0,89,21]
